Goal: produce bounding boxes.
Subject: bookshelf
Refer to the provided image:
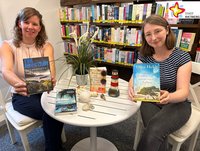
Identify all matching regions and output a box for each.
[60,0,200,81]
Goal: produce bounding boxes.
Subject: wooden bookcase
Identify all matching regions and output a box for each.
[60,0,200,81]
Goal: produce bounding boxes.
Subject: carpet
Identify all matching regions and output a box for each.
[0,114,199,151]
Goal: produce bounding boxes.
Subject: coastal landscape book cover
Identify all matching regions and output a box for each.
[23,57,53,95]
[133,63,160,102]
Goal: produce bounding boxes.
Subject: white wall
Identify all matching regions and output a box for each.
[0,0,66,67]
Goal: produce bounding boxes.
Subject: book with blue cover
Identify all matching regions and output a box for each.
[55,89,77,115]
[23,57,53,95]
[133,63,160,102]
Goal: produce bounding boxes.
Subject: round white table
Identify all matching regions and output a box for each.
[41,76,141,151]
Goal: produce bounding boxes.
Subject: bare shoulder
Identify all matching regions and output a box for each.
[43,41,53,49]
[178,61,192,75]
[0,41,13,54]
[43,42,54,58]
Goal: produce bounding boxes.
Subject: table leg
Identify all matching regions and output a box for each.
[90,127,97,151]
[71,127,118,151]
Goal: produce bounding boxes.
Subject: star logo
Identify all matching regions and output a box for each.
[169,2,185,18]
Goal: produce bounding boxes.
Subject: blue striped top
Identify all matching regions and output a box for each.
[138,48,191,92]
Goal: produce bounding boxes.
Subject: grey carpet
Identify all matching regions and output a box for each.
[0,114,199,151]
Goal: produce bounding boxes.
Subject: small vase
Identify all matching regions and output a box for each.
[76,74,88,86]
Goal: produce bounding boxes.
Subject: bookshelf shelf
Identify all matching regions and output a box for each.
[171,24,200,29]
[61,21,200,29]
[60,0,138,6]
[95,60,133,68]
[64,52,133,68]
[62,37,140,49]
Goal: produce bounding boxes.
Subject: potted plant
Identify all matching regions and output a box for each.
[65,23,99,85]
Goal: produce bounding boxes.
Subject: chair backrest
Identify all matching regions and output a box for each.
[0,75,12,107]
[189,62,200,108]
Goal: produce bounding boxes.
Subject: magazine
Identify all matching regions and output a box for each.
[54,89,77,115]
[23,57,53,95]
[133,63,160,102]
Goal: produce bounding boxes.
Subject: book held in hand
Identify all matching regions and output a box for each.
[133,63,160,102]
[23,57,53,95]
[55,89,77,115]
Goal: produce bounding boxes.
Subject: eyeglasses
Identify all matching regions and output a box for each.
[144,29,164,39]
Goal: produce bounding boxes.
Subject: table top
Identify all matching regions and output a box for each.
[41,76,141,127]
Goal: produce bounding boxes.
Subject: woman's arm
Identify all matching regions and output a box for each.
[128,60,142,101]
[128,75,134,100]
[0,41,27,96]
[43,42,56,87]
[160,61,192,103]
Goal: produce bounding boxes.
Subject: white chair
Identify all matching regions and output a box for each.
[0,82,66,151]
[133,61,200,151]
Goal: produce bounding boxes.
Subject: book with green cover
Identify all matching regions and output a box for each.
[133,63,160,102]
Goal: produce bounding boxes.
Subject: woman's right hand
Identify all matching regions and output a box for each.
[14,82,28,96]
[128,85,135,101]
[128,76,135,101]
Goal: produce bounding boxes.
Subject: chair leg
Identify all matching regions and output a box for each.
[171,142,182,151]
[188,128,200,151]
[133,112,143,150]
[5,119,16,144]
[19,131,30,151]
[61,127,66,143]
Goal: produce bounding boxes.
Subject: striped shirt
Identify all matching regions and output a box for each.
[138,48,191,92]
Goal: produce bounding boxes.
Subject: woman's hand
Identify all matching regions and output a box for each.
[51,76,56,88]
[128,86,135,101]
[47,76,56,94]
[159,90,170,104]
[14,82,27,96]
[128,76,136,101]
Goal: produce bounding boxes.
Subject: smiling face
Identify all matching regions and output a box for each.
[144,23,168,50]
[18,15,41,42]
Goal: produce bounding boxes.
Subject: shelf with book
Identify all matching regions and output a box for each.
[60,0,200,80]
[60,0,143,6]
[95,60,133,68]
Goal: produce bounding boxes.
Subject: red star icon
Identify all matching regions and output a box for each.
[169,2,185,18]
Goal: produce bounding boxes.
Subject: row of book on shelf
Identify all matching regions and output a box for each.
[60,22,196,53]
[172,28,196,52]
[59,2,179,24]
[59,3,154,23]
[61,24,142,46]
[64,41,137,65]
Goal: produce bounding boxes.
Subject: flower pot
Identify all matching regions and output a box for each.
[76,74,88,86]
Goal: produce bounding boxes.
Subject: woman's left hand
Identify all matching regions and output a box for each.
[159,90,170,104]
[47,76,56,94]
[51,76,56,88]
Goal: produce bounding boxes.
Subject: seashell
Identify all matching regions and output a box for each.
[79,90,90,103]
[90,91,98,97]
[100,94,106,100]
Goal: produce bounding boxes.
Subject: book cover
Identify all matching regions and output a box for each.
[23,57,53,95]
[133,63,160,102]
[55,89,77,115]
[180,32,196,52]
[90,67,107,93]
